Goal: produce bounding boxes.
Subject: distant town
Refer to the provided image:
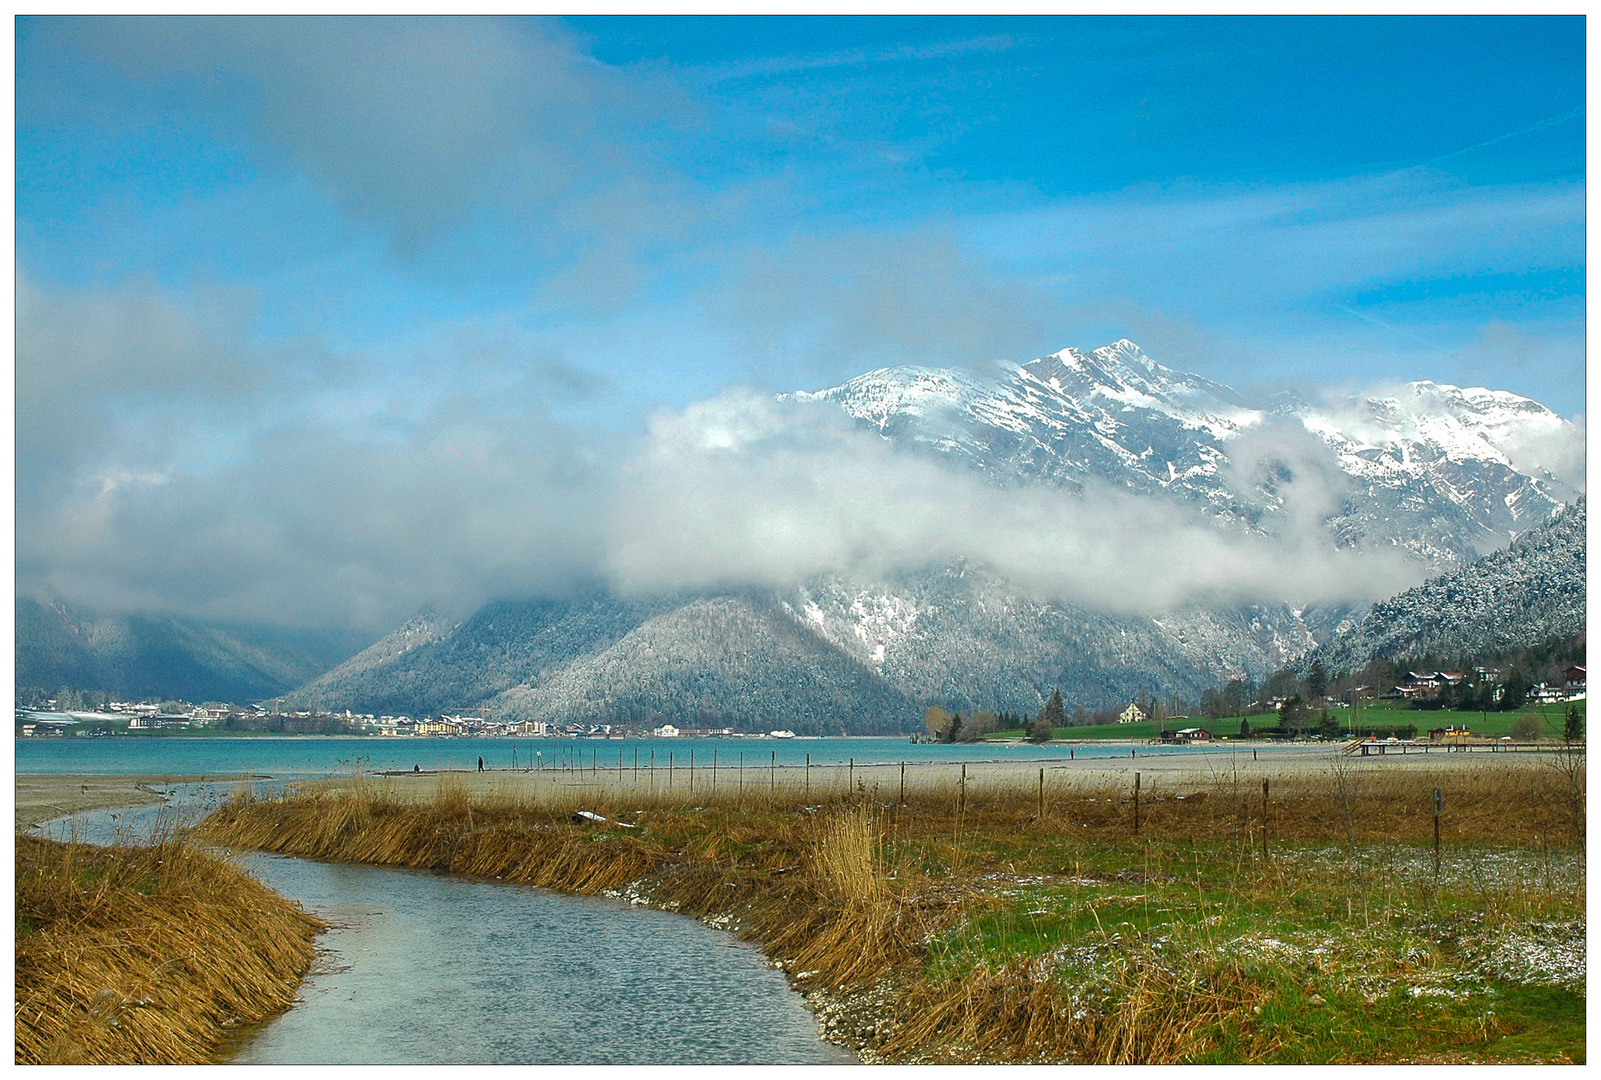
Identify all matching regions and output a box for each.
[15,658,1585,743]
[12,695,811,741]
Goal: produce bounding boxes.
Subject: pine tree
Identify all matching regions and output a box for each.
[1239,716,1251,739]
[1308,660,1328,701]
[1044,688,1065,728]
[1501,668,1529,711]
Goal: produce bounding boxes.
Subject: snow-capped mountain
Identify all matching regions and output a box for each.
[798,339,1576,564]
[277,341,1581,729]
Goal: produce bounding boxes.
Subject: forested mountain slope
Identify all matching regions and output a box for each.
[15,596,359,703]
[1304,499,1585,675]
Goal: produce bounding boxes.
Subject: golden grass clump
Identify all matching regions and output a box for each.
[814,804,887,908]
[878,947,1258,1064]
[14,834,324,1065]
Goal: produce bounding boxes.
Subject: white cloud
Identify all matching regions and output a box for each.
[605,390,1422,613]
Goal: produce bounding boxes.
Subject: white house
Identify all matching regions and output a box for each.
[1119,703,1147,725]
[653,724,680,738]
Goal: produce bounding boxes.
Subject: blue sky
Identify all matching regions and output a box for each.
[13,16,1587,627]
[18,17,1585,406]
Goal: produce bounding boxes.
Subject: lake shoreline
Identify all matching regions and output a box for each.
[13,775,214,830]
[16,744,1561,823]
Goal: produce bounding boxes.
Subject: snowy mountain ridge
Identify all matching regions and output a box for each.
[798,339,1576,565]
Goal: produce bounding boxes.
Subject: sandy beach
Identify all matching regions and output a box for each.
[14,775,179,830]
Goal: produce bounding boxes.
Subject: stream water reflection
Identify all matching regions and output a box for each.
[36,795,854,1065]
[231,854,854,1064]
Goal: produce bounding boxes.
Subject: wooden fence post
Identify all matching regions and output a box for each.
[1261,778,1270,860]
[1433,787,1443,877]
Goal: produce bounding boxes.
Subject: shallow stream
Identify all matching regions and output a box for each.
[35,793,854,1064]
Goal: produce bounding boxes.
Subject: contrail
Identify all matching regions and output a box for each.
[1395,106,1583,176]
[1334,304,1442,352]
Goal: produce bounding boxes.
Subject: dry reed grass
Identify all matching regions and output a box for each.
[194,758,1582,1064]
[14,832,323,1064]
[878,948,1257,1064]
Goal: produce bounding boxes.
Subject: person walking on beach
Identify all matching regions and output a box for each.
[478,756,485,773]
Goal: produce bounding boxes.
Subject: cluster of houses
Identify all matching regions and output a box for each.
[1390,665,1585,705]
[370,716,612,738]
[1392,669,1473,701]
[14,697,623,739]
[1535,665,1585,703]
[15,699,232,735]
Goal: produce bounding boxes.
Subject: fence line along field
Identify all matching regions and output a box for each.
[195,748,1585,1064]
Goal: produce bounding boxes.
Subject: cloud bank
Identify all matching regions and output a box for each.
[605,391,1427,613]
[21,272,1544,633]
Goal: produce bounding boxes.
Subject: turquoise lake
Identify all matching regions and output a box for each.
[15,733,1216,778]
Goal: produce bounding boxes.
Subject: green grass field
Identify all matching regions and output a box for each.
[989,698,1585,743]
[1337,699,1584,738]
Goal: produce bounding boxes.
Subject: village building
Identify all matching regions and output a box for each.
[1395,671,1466,701]
[1118,703,1147,725]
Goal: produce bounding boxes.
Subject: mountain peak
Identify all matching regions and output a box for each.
[802,338,1574,568]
